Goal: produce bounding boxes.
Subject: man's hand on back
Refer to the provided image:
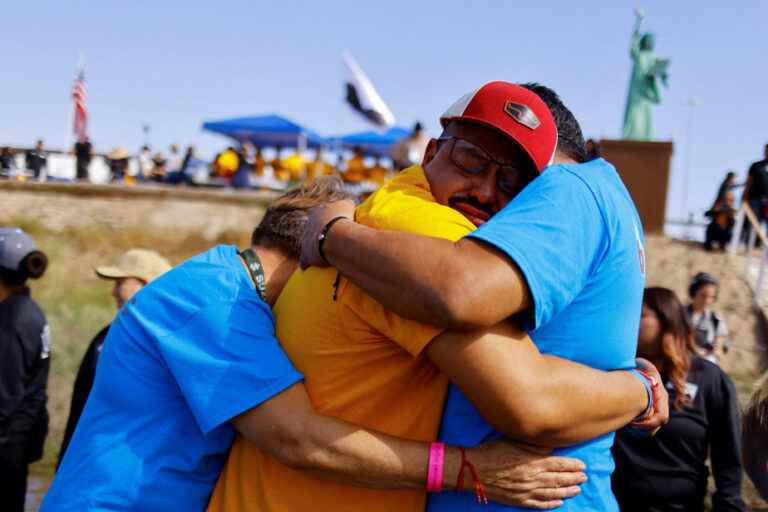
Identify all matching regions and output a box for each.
[300,200,356,269]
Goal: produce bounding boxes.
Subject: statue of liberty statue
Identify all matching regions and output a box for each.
[623,9,670,140]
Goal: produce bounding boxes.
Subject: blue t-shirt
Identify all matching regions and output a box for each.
[428,159,646,511]
[42,245,303,512]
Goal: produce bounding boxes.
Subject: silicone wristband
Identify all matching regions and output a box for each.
[427,442,445,492]
[628,368,656,423]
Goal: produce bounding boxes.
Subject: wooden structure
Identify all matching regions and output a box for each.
[599,139,674,233]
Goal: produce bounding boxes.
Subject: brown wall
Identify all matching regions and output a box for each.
[599,139,673,233]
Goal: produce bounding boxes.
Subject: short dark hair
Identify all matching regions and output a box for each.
[251,177,352,257]
[520,83,587,163]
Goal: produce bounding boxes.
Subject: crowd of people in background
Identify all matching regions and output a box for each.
[0,123,436,196]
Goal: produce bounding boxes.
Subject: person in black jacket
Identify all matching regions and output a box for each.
[57,248,171,468]
[612,287,745,511]
[0,228,50,512]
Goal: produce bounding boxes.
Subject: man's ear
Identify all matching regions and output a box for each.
[421,139,439,167]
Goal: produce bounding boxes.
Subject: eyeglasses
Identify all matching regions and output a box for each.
[436,136,533,196]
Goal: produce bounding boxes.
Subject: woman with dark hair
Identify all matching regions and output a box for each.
[0,228,51,512]
[611,287,745,511]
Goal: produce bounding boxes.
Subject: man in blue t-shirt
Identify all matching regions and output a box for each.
[43,179,594,511]
[300,83,663,511]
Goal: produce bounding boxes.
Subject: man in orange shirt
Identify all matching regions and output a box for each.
[208,82,665,512]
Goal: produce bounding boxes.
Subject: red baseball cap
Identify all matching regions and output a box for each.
[440,81,557,172]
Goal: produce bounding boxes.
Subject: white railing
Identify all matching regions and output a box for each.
[729,202,768,307]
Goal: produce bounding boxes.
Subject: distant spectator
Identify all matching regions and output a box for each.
[344,146,366,184]
[282,151,306,183]
[74,137,93,182]
[253,147,266,177]
[367,156,389,185]
[391,121,429,170]
[165,145,190,185]
[167,144,182,175]
[137,146,153,180]
[214,146,240,180]
[106,147,129,182]
[0,228,50,512]
[705,190,736,251]
[150,152,167,182]
[686,272,730,363]
[743,143,768,227]
[0,147,16,177]
[230,143,254,189]
[612,287,745,512]
[742,371,768,502]
[714,171,738,205]
[57,249,171,470]
[304,148,333,182]
[173,145,197,184]
[271,145,289,182]
[25,139,47,181]
[585,138,601,161]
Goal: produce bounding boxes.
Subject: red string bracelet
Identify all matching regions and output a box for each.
[455,447,488,505]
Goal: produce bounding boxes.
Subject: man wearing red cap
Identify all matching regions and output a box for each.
[298,81,653,511]
[208,82,662,511]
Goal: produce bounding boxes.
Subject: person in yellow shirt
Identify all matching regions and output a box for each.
[253,147,265,177]
[208,82,665,512]
[271,145,290,182]
[282,152,306,183]
[305,148,335,182]
[343,146,366,183]
[366,156,390,185]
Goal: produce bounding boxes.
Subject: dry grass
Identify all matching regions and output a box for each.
[8,216,251,477]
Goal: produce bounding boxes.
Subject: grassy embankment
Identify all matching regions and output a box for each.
[9,216,250,478]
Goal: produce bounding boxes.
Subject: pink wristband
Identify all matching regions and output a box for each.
[427,442,445,492]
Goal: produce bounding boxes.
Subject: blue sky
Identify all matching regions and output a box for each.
[2,1,767,220]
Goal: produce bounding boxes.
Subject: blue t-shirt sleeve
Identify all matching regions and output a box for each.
[156,298,303,434]
[468,167,607,329]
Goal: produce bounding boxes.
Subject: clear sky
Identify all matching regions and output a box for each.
[2,1,766,221]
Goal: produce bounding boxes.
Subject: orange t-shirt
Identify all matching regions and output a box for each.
[207,166,475,512]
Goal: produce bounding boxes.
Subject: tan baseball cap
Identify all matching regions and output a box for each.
[95,249,172,283]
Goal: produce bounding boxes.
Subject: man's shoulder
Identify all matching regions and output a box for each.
[357,167,474,240]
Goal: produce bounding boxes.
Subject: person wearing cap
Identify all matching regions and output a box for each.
[0,228,50,512]
[56,249,171,468]
[106,146,130,183]
[207,82,664,512]
[42,179,593,512]
[297,81,660,511]
[686,272,730,363]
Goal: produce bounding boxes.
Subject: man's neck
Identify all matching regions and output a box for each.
[250,245,297,306]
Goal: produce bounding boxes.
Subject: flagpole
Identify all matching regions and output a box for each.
[65,51,85,153]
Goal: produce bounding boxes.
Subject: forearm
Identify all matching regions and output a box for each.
[526,357,647,445]
[323,220,468,328]
[234,384,462,490]
[427,325,647,448]
[286,411,466,490]
[324,220,528,329]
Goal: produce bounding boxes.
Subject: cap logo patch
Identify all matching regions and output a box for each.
[504,101,540,130]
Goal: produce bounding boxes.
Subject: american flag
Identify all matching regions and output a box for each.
[72,70,88,142]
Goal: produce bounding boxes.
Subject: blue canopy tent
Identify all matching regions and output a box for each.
[201,114,328,149]
[332,126,410,158]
